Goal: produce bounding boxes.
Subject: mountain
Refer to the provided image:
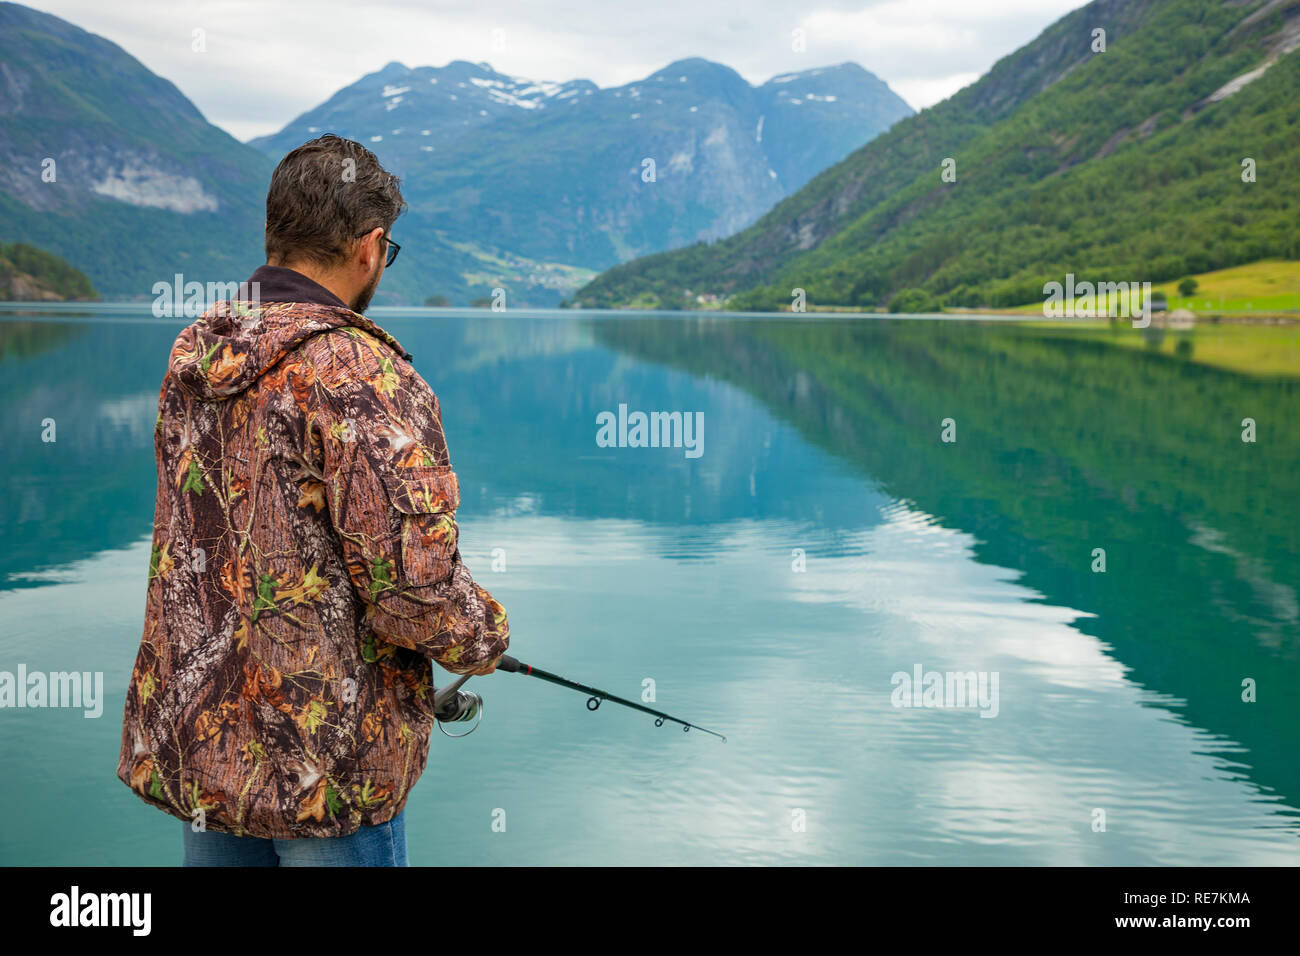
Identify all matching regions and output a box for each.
[0,241,96,300]
[0,0,913,307]
[0,2,275,300]
[249,57,913,304]
[574,0,1300,310]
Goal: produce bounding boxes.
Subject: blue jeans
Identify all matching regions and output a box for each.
[182,810,408,866]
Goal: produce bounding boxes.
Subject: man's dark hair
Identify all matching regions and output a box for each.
[265,134,406,268]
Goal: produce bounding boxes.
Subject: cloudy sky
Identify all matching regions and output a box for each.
[28,0,1087,142]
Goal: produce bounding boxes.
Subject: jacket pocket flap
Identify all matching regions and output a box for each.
[380,465,460,515]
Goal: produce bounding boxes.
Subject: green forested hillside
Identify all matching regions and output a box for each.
[574,0,1300,310]
[0,241,96,300]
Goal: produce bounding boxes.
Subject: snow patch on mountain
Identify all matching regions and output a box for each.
[91,162,218,213]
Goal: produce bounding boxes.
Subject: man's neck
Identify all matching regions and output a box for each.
[272,261,353,310]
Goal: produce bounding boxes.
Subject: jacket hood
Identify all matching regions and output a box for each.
[169,271,410,401]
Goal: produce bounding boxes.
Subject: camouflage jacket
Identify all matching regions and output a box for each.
[116,267,509,838]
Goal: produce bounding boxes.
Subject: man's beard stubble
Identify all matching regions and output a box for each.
[351,263,382,314]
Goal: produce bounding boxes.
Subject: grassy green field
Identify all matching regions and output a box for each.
[946,260,1300,319]
[1151,260,1300,313]
[1013,256,1300,377]
[802,259,1300,376]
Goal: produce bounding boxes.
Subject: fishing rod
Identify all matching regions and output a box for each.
[434,654,726,742]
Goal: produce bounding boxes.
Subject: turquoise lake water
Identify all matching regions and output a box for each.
[1,307,1297,865]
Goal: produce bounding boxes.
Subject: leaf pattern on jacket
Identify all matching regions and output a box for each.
[116,297,509,838]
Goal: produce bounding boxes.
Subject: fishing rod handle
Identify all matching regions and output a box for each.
[496,654,524,673]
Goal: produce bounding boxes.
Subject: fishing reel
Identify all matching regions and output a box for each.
[435,688,483,737]
[433,675,483,738]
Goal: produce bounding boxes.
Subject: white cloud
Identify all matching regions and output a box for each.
[892,72,982,111]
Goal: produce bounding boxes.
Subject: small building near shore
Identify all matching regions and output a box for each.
[1163,307,1197,330]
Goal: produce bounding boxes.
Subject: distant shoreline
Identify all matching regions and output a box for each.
[947,308,1300,325]
[2,300,1295,327]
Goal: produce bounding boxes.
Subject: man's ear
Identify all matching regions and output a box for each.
[357,227,383,274]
